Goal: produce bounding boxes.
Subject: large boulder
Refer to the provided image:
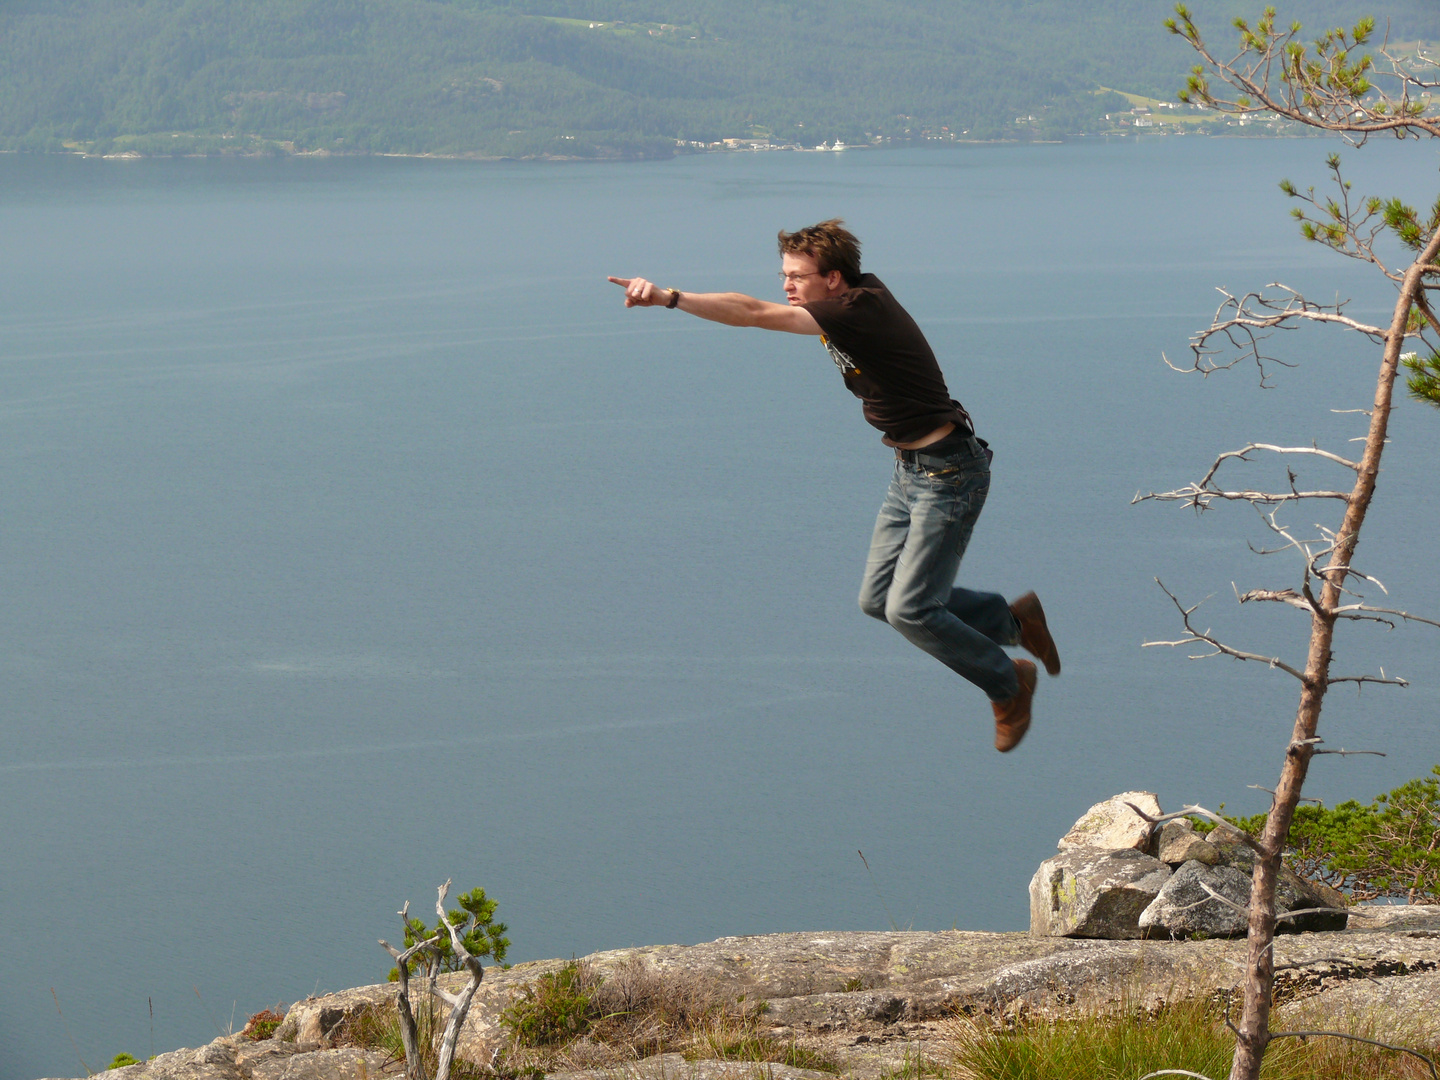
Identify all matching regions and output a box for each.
[1030,847,1172,939]
[1139,861,1252,938]
[1057,792,1162,854]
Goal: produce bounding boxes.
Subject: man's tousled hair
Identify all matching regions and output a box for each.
[778,219,862,286]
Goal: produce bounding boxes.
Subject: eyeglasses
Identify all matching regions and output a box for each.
[777,271,824,283]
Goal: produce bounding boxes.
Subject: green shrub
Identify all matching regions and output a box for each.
[501,962,598,1046]
[106,1054,140,1070]
[1226,765,1440,903]
[388,885,509,981]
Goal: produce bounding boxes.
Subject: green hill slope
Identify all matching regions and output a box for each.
[1,0,1434,157]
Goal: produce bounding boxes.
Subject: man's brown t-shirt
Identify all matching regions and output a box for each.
[802,274,970,445]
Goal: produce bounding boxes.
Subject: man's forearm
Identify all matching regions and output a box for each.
[675,290,820,334]
[608,274,821,335]
[675,291,773,326]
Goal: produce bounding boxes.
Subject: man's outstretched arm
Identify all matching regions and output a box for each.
[607,276,822,335]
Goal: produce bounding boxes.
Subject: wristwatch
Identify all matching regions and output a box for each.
[666,289,682,309]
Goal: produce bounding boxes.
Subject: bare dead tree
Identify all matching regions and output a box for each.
[379,881,488,1080]
[1133,7,1440,1080]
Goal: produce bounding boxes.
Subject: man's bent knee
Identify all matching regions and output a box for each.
[883,597,928,635]
[858,592,888,622]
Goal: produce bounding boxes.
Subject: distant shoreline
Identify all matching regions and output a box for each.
[0,131,1326,164]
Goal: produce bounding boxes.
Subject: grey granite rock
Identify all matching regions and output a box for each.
[43,1037,398,1080]
[247,1048,397,1080]
[100,1038,244,1080]
[1029,847,1172,938]
[1138,860,1252,938]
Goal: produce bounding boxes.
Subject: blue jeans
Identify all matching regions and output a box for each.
[858,439,1021,702]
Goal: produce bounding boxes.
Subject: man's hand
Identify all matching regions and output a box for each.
[608,276,673,308]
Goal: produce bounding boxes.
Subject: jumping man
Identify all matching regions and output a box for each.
[608,219,1060,751]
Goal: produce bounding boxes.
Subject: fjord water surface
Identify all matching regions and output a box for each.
[3,140,1438,1080]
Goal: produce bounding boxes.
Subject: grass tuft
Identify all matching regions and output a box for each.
[685,1017,841,1073]
[942,995,1440,1080]
[946,998,1235,1080]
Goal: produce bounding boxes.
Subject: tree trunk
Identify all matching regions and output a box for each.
[1227,235,1440,1080]
[394,972,430,1080]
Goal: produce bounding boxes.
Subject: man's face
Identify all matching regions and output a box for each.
[780,251,844,305]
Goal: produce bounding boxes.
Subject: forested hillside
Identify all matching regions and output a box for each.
[1,0,1435,157]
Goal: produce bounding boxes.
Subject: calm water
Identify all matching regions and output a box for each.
[3,140,1438,1079]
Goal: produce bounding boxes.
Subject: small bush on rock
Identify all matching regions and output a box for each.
[241,1006,287,1041]
[106,1054,140,1070]
[502,962,598,1046]
[1227,766,1440,904]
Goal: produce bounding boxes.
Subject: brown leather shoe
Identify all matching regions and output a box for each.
[1010,591,1061,676]
[993,659,1038,752]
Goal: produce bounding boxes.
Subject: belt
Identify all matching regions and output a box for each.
[896,436,985,468]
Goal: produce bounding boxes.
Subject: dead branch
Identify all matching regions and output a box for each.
[1327,673,1410,687]
[1239,591,1438,632]
[1247,784,1321,805]
[1142,581,1306,679]
[1191,885,1351,930]
[1135,442,1357,510]
[1138,483,1350,508]
[1236,588,1317,614]
[379,901,441,1080]
[1315,557,1388,594]
[1123,801,1264,853]
[1161,286,1388,383]
[1334,603,1440,630]
[1198,881,1254,916]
